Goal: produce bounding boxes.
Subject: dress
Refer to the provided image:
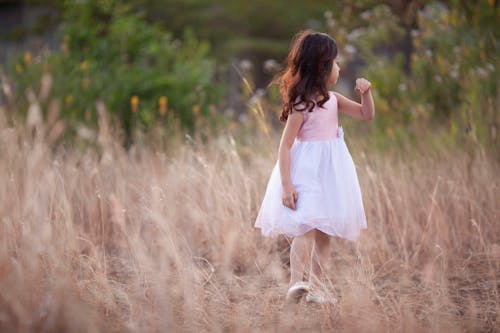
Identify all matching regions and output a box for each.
[254,92,367,241]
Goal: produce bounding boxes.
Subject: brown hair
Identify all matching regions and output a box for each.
[270,30,338,122]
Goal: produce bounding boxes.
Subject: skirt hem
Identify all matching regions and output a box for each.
[255,222,367,242]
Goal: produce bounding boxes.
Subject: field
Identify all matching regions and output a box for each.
[0,107,498,333]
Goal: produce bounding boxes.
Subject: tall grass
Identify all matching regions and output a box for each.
[0,98,498,332]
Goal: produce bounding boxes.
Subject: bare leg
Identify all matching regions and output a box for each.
[309,230,331,289]
[289,230,314,287]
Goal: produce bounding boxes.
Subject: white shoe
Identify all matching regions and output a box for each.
[305,292,338,304]
[285,282,310,303]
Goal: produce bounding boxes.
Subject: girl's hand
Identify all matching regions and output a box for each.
[355,78,371,94]
[282,184,298,210]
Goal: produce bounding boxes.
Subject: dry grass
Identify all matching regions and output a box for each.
[0,104,499,333]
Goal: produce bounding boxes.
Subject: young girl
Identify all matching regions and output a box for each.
[254,30,375,304]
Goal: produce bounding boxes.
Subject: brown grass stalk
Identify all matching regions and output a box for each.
[0,103,499,332]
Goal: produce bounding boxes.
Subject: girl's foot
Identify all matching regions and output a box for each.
[285,282,310,304]
[305,291,338,304]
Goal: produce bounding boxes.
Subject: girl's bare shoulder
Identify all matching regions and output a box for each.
[331,91,344,98]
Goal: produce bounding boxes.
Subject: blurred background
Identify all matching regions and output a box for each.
[0,2,499,331]
[0,0,498,151]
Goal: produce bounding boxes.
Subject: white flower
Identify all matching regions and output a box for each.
[238,113,249,123]
[255,88,266,97]
[248,89,266,106]
[476,67,488,78]
[361,11,372,20]
[239,59,253,71]
[344,44,356,55]
[263,59,280,73]
[347,28,365,42]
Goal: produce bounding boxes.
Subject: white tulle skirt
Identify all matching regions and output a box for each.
[254,127,367,241]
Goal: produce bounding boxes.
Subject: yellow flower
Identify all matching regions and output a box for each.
[23,52,32,66]
[80,61,88,71]
[61,34,70,55]
[436,55,445,68]
[449,12,458,26]
[65,94,73,107]
[61,43,69,55]
[131,95,139,113]
[15,64,23,74]
[440,11,448,25]
[82,77,89,90]
[159,96,168,115]
[386,127,395,139]
[192,104,201,115]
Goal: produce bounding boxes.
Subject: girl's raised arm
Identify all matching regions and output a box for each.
[334,78,375,121]
[278,111,304,210]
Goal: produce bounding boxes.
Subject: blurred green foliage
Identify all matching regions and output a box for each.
[3,0,498,150]
[124,0,332,59]
[10,0,219,142]
[323,1,498,148]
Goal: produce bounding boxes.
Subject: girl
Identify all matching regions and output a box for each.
[254,30,375,304]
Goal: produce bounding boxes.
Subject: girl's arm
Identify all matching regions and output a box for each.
[334,78,375,121]
[278,111,304,210]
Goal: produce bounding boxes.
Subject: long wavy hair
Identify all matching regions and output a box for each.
[270,30,338,122]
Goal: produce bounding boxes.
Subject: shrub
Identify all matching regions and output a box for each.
[10,0,220,143]
[323,1,497,148]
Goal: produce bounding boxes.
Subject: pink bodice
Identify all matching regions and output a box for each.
[296,92,339,141]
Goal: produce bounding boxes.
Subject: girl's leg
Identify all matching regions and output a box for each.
[309,229,331,288]
[289,230,314,287]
